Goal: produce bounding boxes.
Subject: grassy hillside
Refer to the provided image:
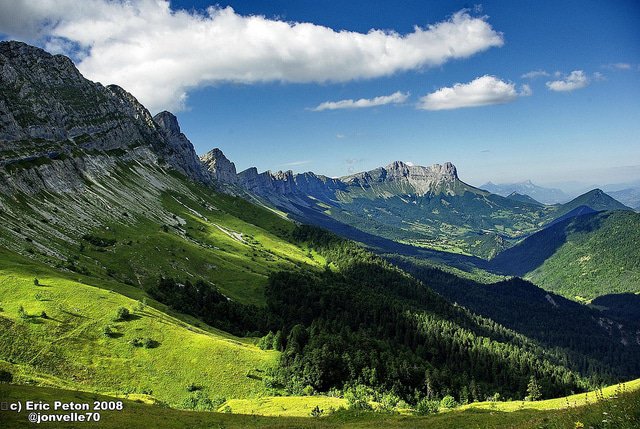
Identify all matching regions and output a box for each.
[0,380,638,428]
[0,163,325,307]
[492,211,640,299]
[0,249,280,408]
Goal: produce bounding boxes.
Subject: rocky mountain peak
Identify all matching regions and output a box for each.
[201,148,237,184]
[0,40,213,193]
[153,111,181,136]
[152,112,211,184]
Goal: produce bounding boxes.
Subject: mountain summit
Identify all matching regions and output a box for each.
[341,161,460,196]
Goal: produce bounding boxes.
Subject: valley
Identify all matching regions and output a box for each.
[0,39,638,429]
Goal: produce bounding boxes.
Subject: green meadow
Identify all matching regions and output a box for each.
[0,380,638,428]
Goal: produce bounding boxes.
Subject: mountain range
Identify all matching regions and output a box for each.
[201,148,632,261]
[1,41,639,426]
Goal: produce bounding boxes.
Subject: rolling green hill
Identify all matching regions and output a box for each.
[1,379,638,428]
[491,210,640,299]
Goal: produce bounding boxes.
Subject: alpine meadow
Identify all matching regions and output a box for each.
[0,1,639,428]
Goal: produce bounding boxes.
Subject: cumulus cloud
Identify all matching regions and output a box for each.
[417,75,528,111]
[545,70,589,92]
[521,69,549,79]
[0,1,504,112]
[312,91,409,111]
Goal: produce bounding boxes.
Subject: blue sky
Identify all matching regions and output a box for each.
[1,1,639,187]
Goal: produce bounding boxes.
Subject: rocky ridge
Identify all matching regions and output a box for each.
[201,149,463,200]
[0,41,210,194]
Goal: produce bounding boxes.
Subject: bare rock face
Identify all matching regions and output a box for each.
[0,41,210,194]
[212,156,461,200]
[342,161,459,196]
[201,148,238,185]
[153,111,212,184]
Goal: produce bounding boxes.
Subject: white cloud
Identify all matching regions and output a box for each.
[520,84,532,96]
[280,160,311,167]
[312,91,409,111]
[0,1,504,112]
[417,75,527,111]
[546,70,589,92]
[521,69,549,79]
[603,62,632,70]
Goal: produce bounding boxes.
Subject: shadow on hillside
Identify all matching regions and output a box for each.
[392,259,640,379]
[284,200,489,272]
[489,211,606,276]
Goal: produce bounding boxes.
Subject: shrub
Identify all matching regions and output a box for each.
[379,392,400,413]
[186,383,201,392]
[440,395,457,409]
[310,405,324,417]
[114,307,130,321]
[344,385,373,411]
[181,391,215,411]
[18,305,28,320]
[257,331,274,350]
[415,398,439,415]
[142,338,157,348]
[82,234,116,247]
[103,325,117,338]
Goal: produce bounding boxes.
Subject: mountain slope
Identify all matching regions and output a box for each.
[205,150,554,259]
[506,192,544,206]
[553,189,631,218]
[491,210,640,299]
[608,187,640,210]
[0,249,278,407]
[2,41,638,417]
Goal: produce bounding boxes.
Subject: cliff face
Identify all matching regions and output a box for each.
[201,148,238,185]
[205,150,462,200]
[341,161,459,196]
[0,41,209,194]
[153,111,212,184]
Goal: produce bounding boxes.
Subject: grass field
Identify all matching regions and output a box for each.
[0,249,279,408]
[0,381,638,428]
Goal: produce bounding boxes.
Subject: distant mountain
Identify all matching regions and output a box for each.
[204,150,556,258]
[506,192,544,206]
[480,180,569,204]
[553,189,631,218]
[206,149,634,260]
[608,187,640,210]
[491,210,640,299]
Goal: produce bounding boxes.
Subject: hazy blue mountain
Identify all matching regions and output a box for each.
[480,180,570,204]
[608,187,640,210]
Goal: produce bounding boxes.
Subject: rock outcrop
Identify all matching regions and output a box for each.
[153,111,211,184]
[210,158,462,200]
[0,41,211,193]
[201,148,238,185]
[341,161,459,196]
